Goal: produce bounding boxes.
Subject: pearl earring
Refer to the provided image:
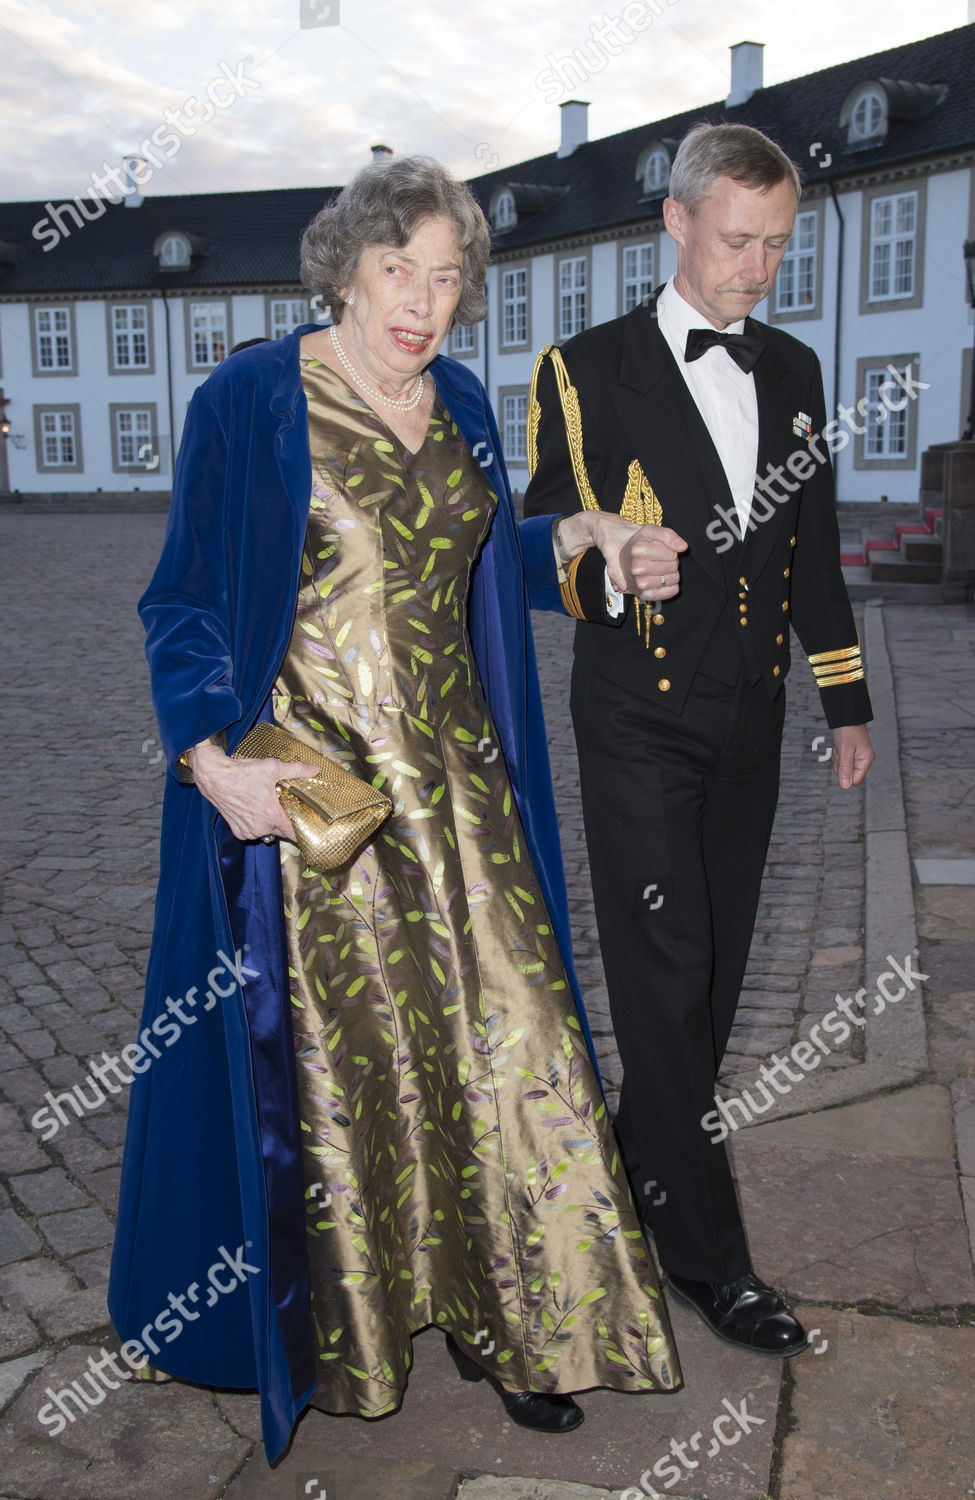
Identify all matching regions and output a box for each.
[347,292,356,307]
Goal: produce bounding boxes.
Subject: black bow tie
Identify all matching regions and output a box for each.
[684,326,764,374]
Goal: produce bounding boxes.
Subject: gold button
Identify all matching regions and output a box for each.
[781,601,789,612]
[654,646,666,658]
[739,603,748,613]
[739,576,747,586]
[783,567,790,578]
[658,678,671,692]
[790,535,796,547]
[652,612,664,626]
[776,633,784,645]
[773,664,781,677]
[738,590,747,599]
[740,618,748,627]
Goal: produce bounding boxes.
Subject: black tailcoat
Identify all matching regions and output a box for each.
[524,292,872,1280]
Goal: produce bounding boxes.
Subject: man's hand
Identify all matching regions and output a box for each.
[832,725,875,789]
[558,511,688,599]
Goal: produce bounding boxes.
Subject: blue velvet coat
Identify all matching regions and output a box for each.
[108,328,590,1462]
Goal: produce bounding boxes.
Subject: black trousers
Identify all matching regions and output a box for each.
[571,659,785,1283]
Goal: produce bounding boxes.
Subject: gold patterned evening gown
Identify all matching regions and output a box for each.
[272,356,680,1416]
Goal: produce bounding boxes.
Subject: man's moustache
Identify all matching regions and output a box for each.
[719,282,769,295]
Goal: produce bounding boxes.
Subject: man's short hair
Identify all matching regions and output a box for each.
[669,123,801,213]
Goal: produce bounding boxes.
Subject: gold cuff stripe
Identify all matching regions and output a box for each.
[816,667,866,687]
[812,656,862,680]
[560,553,586,619]
[807,641,861,666]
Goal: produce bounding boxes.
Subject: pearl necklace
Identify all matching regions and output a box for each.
[329,325,425,412]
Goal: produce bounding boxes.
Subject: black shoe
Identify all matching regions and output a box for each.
[445,1333,584,1432]
[666,1272,808,1356]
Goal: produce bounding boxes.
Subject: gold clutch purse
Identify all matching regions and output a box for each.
[232,723,392,871]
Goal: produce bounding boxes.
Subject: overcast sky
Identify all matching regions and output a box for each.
[0,0,968,203]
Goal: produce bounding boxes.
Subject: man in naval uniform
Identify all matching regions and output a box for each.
[525,122,874,1355]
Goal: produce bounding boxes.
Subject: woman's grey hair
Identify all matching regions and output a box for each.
[300,155,491,326]
[669,123,801,213]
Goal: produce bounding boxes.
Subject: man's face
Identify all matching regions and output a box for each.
[663,175,798,329]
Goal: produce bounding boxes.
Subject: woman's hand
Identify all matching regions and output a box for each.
[557,512,688,600]
[188,743,314,843]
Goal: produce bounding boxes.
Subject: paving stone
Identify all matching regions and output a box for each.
[0,1258,80,1316]
[79,1167,121,1216]
[0,1066,51,1110]
[0,1215,42,1267]
[731,1139,975,1311]
[0,1345,249,1498]
[36,1286,112,1341]
[0,1308,42,1360]
[779,1310,975,1499]
[0,1348,53,1413]
[10,1170,89,1216]
[13,1029,57,1061]
[69,1248,113,1288]
[37,1208,115,1258]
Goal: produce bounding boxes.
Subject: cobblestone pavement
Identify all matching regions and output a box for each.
[1,511,972,1500]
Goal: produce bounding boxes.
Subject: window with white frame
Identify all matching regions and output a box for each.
[642,147,670,195]
[558,256,587,339]
[111,304,150,369]
[190,302,228,366]
[113,406,154,468]
[622,243,655,313]
[39,409,77,466]
[493,190,516,230]
[450,323,475,355]
[501,268,528,347]
[160,234,190,268]
[851,88,885,141]
[269,298,306,339]
[775,211,818,314]
[501,392,528,464]
[863,363,910,460]
[35,307,73,371]
[868,192,917,302]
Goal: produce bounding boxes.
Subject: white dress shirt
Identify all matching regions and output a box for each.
[656,276,759,539]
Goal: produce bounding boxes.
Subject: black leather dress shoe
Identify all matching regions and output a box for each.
[666,1272,808,1356]
[445,1333,584,1431]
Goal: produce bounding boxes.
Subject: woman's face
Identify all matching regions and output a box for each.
[340,215,464,384]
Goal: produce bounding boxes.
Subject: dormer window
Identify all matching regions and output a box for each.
[841,83,888,146]
[492,189,516,231]
[852,88,885,139]
[154,231,192,269]
[636,144,670,197]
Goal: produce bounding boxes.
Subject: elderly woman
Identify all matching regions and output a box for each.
[109,156,678,1461]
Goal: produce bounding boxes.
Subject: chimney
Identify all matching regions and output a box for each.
[557,100,589,159]
[726,42,764,108]
[122,155,147,207]
[371,144,393,163]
